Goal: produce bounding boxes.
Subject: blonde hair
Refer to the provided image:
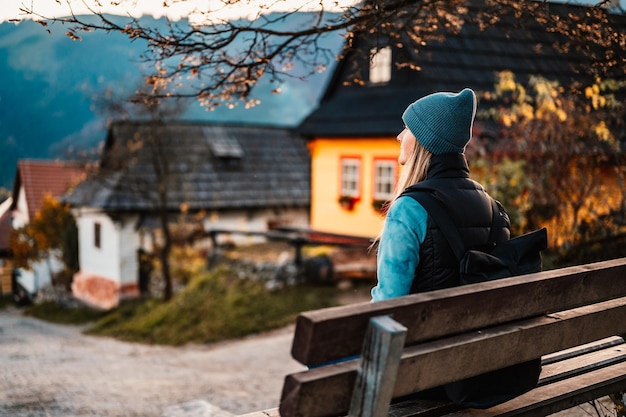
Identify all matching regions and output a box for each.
[371,140,432,249]
[390,140,432,203]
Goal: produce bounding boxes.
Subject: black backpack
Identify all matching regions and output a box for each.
[403,190,548,409]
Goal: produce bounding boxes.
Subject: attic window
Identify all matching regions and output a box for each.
[204,127,244,159]
[369,47,392,84]
[209,137,244,159]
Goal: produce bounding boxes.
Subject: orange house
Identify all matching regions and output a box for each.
[297,1,625,240]
[307,138,398,238]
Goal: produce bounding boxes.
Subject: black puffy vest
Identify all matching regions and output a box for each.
[403,154,510,293]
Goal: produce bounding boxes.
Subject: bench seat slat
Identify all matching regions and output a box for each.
[386,345,626,417]
[447,361,626,417]
[281,298,626,417]
[541,336,625,365]
[292,258,626,366]
[538,340,626,386]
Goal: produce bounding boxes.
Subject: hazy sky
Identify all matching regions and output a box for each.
[2,0,624,23]
[1,0,353,24]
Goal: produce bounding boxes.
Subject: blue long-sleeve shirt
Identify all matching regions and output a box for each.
[371,197,428,302]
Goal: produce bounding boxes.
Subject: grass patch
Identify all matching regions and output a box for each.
[85,266,338,345]
[24,301,109,325]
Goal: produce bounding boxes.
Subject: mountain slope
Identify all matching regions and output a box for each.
[0,14,340,189]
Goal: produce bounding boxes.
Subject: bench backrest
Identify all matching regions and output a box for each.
[280,257,626,417]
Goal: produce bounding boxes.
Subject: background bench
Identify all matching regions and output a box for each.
[242,257,626,417]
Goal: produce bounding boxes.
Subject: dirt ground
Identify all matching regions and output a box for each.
[0,282,376,417]
[0,306,304,417]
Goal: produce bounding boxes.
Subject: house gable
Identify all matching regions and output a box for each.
[297,0,626,239]
[299,1,626,138]
[10,160,85,223]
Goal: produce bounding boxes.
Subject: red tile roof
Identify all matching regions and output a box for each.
[11,160,86,220]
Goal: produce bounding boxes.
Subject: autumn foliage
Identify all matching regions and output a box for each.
[9,194,79,279]
[471,72,626,254]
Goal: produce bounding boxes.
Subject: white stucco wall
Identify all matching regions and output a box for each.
[118,220,140,286]
[12,185,29,227]
[202,207,309,244]
[74,209,139,286]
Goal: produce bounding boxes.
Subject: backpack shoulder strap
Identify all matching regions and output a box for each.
[401,190,466,262]
[487,199,502,243]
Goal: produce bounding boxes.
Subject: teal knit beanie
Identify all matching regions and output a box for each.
[401,88,477,155]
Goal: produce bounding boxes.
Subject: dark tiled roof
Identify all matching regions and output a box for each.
[298,2,626,137]
[66,121,310,211]
[10,160,86,219]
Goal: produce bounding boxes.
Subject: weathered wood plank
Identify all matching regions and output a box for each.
[541,336,625,365]
[538,341,626,386]
[388,399,459,417]
[348,316,407,417]
[447,361,626,417]
[280,359,358,417]
[280,297,626,417]
[291,258,626,366]
[385,339,626,417]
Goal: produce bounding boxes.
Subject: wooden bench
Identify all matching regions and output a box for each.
[242,257,626,417]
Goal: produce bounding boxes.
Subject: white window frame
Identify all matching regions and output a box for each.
[369,47,392,84]
[340,158,361,198]
[373,159,397,200]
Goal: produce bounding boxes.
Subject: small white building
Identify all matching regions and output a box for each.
[66,121,311,309]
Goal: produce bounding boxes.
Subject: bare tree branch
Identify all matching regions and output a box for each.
[18,0,626,108]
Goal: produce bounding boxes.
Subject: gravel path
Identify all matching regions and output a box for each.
[0,306,304,417]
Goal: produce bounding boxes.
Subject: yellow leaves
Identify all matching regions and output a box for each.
[121,25,142,39]
[519,103,535,121]
[500,113,514,127]
[65,30,82,41]
[314,64,327,74]
[497,71,517,93]
[244,99,260,109]
[585,83,600,98]
[594,121,614,142]
[9,195,75,269]
[585,84,607,110]
[490,72,585,125]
